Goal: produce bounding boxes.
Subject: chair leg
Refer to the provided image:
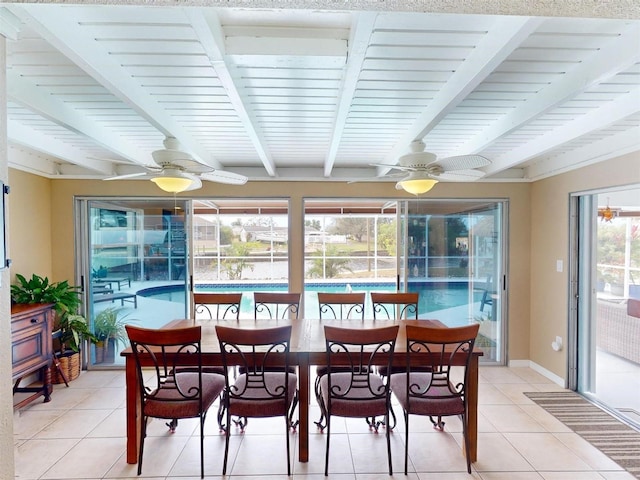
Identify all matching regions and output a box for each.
[314,376,327,431]
[324,415,331,476]
[222,397,231,475]
[288,390,299,431]
[403,410,409,475]
[217,402,226,431]
[199,416,205,479]
[385,409,393,475]
[462,412,471,474]
[137,416,148,476]
[285,413,291,476]
[384,404,397,430]
[166,418,178,432]
[233,415,248,431]
[430,415,445,430]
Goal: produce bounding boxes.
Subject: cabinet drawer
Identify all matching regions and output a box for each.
[12,323,50,379]
[11,304,54,381]
[12,310,48,334]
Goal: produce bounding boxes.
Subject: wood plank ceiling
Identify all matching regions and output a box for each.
[1,4,639,188]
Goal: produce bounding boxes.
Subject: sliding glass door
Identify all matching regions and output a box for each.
[574,187,640,428]
[302,198,506,363]
[78,198,190,368]
[400,199,505,362]
[77,196,506,367]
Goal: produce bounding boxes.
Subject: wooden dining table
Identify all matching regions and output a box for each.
[121,317,483,465]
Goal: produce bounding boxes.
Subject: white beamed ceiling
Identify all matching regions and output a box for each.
[2,4,639,184]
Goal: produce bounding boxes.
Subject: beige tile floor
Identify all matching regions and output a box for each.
[13,366,637,479]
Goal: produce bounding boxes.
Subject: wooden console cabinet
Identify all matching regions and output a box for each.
[11,303,54,409]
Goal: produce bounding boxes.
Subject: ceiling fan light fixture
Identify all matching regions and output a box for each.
[150,170,193,193]
[397,174,438,195]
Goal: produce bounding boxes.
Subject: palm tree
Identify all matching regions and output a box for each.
[307,247,353,279]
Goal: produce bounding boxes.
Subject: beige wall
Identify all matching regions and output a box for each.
[41,176,533,361]
[10,152,638,380]
[19,154,640,379]
[8,169,53,282]
[530,151,640,379]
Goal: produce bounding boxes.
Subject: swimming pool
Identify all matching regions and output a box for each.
[137,280,480,316]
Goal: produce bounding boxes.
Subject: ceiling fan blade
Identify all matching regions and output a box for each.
[104,172,148,181]
[183,175,202,191]
[201,170,248,185]
[369,163,414,172]
[171,158,214,174]
[347,175,402,184]
[433,154,490,171]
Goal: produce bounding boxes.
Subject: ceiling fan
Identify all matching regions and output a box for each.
[370,140,491,195]
[106,137,248,193]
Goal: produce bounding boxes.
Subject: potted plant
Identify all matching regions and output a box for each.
[11,273,97,381]
[93,307,131,363]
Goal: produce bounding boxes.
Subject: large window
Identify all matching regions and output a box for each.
[303,200,397,318]
[193,199,289,282]
[303,198,506,363]
[78,196,506,368]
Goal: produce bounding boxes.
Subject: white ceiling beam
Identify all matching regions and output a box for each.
[0,7,20,40]
[490,86,640,176]
[11,4,223,169]
[456,22,640,169]
[6,70,149,167]
[324,12,377,177]
[8,120,115,175]
[379,16,542,175]
[8,145,59,176]
[186,8,277,177]
[526,126,640,181]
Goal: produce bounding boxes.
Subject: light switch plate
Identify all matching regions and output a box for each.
[556,260,563,272]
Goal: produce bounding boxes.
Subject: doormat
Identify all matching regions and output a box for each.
[524,391,640,479]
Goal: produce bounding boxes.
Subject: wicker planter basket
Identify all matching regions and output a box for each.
[51,351,81,384]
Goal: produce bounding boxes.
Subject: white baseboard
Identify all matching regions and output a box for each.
[508,359,566,386]
[508,359,530,368]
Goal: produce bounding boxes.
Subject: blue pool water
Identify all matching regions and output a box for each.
[138,281,480,316]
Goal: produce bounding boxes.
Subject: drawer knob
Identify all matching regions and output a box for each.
[30,318,38,324]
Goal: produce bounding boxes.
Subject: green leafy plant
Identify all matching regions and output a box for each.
[93,307,131,348]
[11,273,97,352]
[306,246,353,279]
[220,242,257,280]
[61,314,96,352]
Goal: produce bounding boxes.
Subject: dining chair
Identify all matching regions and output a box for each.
[370,291,420,429]
[389,322,480,474]
[314,291,366,430]
[193,292,242,320]
[371,291,419,320]
[479,275,494,313]
[125,324,225,479]
[252,291,301,426]
[187,293,243,428]
[318,325,399,476]
[216,325,297,476]
[254,292,301,319]
[318,292,366,320]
